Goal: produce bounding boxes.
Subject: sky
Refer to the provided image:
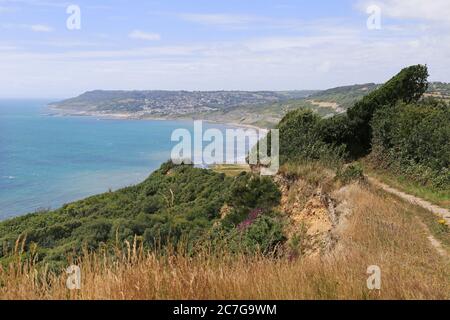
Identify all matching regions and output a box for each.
[0,0,449,98]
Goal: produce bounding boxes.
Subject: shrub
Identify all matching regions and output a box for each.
[274,65,429,164]
[347,64,429,156]
[225,213,286,254]
[371,99,450,189]
[276,109,346,166]
[337,163,365,185]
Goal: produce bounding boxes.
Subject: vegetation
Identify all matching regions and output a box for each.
[308,83,379,109]
[0,162,283,266]
[336,163,365,185]
[277,66,429,161]
[276,109,346,166]
[274,65,449,192]
[1,65,449,300]
[362,162,450,209]
[346,65,429,156]
[1,184,448,300]
[370,98,449,190]
[211,164,251,177]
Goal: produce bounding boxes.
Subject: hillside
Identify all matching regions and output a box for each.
[50,90,314,116]
[1,65,449,299]
[306,82,450,111]
[49,83,450,129]
[307,83,380,109]
[0,162,283,266]
[1,161,449,299]
[426,82,450,101]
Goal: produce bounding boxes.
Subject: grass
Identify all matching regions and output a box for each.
[362,161,450,210]
[370,186,450,251]
[1,184,448,300]
[278,162,335,187]
[371,186,450,253]
[211,164,252,177]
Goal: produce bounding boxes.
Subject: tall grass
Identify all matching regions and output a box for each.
[0,185,448,300]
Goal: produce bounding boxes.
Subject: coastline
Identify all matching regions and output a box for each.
[2,104,268,219]
[46,106,268,132]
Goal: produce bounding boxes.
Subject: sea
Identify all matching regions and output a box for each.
[0,100,251,220]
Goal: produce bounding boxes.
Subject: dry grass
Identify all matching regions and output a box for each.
[212,164,252,177]
[279,162,335,188]
[0,185,449,300]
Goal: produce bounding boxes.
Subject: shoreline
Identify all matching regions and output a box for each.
[46,106,268,132]
[3,106,268,220]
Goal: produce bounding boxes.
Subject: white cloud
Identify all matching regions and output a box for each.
[245,33,360,51]
[128,30,161,41]
[317,61,332,73]
[359,0,450,23]
[0,22,53,32]
[1,4,450,98]
[0,44,16,51]
[2,24,449,98]
[26,40,106,48]
[179,13,263,26]
[0,6,12,12]
[30,24,52,32]
[6,45,202,60]
[0,0,68,8]
[176,12,314,31]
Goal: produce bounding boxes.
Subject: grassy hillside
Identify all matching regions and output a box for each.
[191,98,333,129]
[308,83,379,109]
[2,170,449,299]
[0,162,282,267]
[428,82,450,100]
[303,82,449,112]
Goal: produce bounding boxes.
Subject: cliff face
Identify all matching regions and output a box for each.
[274,167,347,257]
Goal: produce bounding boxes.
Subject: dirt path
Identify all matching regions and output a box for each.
[427,234,449,258]
[369,177,449,258]
[368,177,450,224]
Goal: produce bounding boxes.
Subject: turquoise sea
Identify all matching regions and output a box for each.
[0,100,241,220]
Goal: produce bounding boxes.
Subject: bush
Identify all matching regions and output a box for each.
[276,109,346,166]
[227,173,281,211]
[347,64,429,155]
[371,99,450,189]
[337,163,365,185]
[224,212,286,254]
[240,214,286,253]
[274,65,429,164]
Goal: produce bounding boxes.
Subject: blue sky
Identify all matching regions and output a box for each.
[0,0,449,98]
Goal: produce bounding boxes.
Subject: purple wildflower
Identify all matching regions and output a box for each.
[237,208,263,231]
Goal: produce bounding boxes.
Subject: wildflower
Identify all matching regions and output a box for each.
[237,208,263,231]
